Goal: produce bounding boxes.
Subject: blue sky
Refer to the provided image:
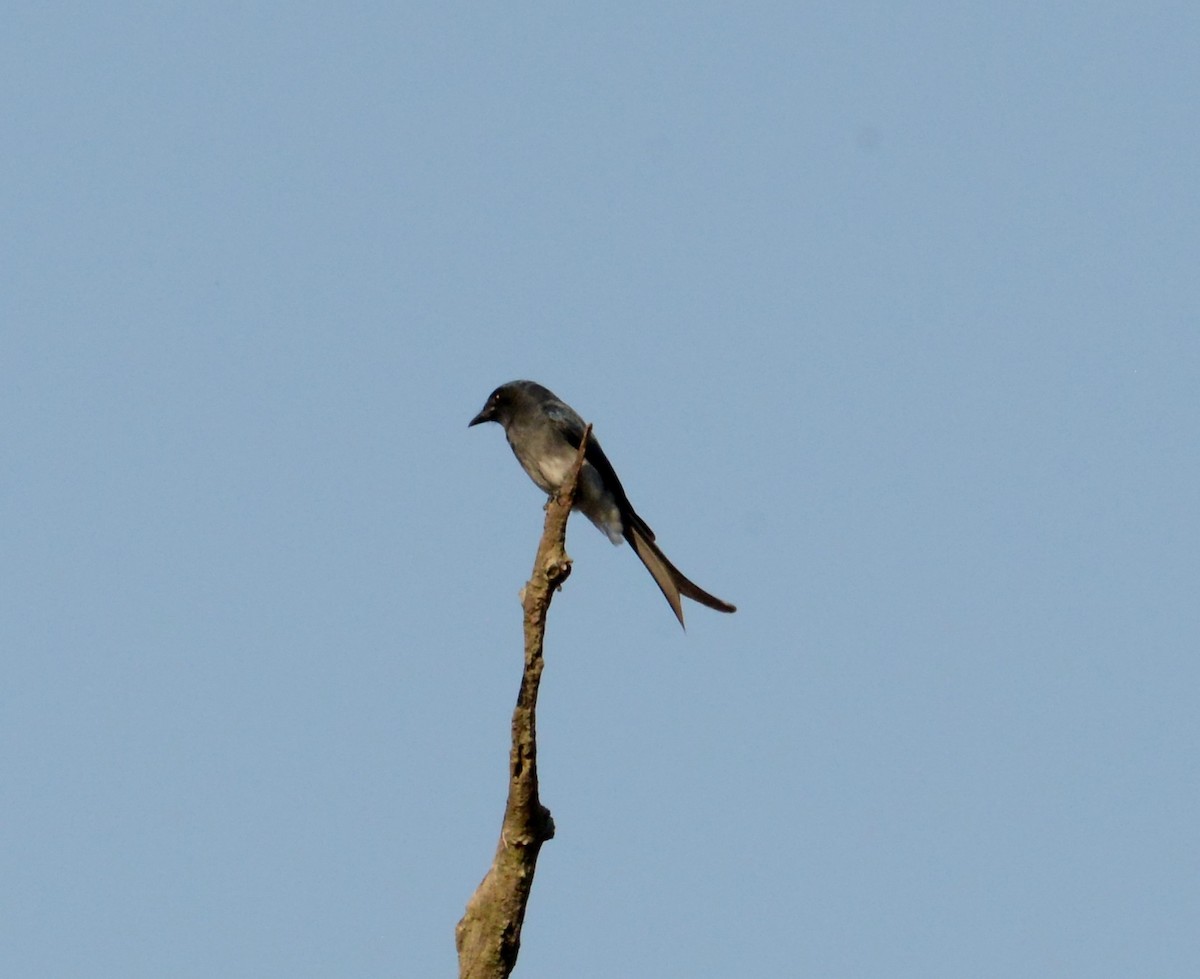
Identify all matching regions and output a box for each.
[3,4,1197,976]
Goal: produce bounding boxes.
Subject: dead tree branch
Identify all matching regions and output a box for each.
[455,425,592,979]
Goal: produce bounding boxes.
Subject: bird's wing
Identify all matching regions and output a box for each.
[547,403,657,542]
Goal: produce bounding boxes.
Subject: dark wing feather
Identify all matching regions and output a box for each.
[548,406,657,541]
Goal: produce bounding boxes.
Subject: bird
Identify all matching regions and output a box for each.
[469,380,735,627]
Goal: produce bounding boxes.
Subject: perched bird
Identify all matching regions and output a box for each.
[469,380,735,627]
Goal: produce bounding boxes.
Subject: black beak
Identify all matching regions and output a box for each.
[468,406,491,427]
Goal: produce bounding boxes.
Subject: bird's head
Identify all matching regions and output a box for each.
[469,382,520,428]
[469,381,550,428]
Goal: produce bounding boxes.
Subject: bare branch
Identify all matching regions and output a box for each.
[455,425,592,979]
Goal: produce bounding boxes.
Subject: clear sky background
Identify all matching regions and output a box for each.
[3,4,1197,977]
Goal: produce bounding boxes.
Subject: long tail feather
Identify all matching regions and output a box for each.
[626,524,736,628]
